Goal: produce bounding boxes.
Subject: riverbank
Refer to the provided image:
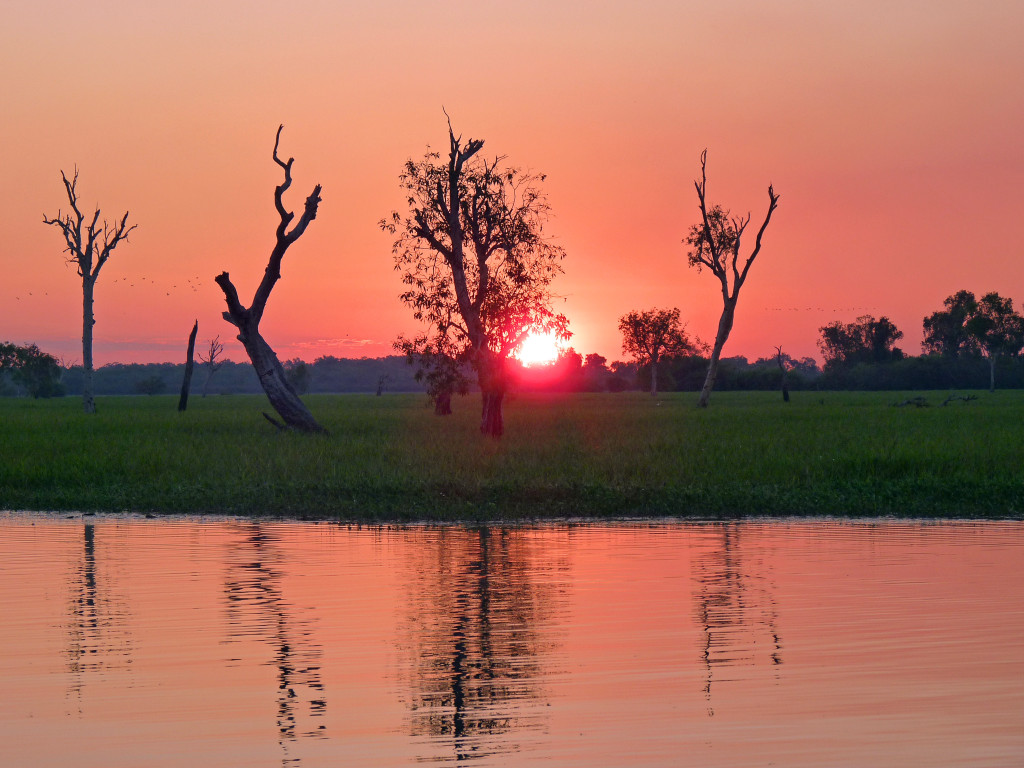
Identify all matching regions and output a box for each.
[1,391,1021,519]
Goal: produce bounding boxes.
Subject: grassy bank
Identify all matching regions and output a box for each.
[1,391,1022,519]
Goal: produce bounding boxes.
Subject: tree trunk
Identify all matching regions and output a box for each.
[698,302,736,408]
[178,321,198,412]
[650,358,658,396]
[81,277,96,415]
[434,390,452,416]
[481,390,505,437]
[989,355,996,393]
[240,330,324,433]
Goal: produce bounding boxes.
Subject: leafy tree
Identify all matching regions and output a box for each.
[134,374,166,395]
[582,353,610,392]
[44,169,136,414]
[283,360,311,395]
[382,117,567,437]
[0,343,64,398]
[922,290,980,357]
[818,315,904,370]
[215,126,325,432]
[618,307,699,395]
[965,292,1024,392]
[685,151,779,407]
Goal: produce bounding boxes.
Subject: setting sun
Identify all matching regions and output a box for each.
[517,332,562,367]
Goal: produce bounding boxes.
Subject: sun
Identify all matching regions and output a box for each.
[517,331,561,367]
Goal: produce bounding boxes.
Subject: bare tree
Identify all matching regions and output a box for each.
[774,345,790,402]
[44,169,136,414]
[685,151,779,408]
[178,320,198,412]
[382,116,567,437]
[199,335,225,397]
[618,308,699,396]
[215,126,325,433]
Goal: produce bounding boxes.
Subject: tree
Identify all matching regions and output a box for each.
[178,320,198,412]
[382,117,567,437]
[818,315,904,369]
[0,342,64,398]
[923,290,980,357]
[44,169,136,414]
[965,292,1024,392]
[199,336,225,397]
[618,307,699,395]
[685,151,779,408]
[215,126,325,433]
[283,359,311,395]
[395,336,469,415]
[775,345,790,402]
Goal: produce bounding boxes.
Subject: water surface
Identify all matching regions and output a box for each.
[1,514,1022,766]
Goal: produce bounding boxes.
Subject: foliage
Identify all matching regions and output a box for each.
[818,315,905,369]
[382,121,568,434]
[618,308,700,366]
[922,290,980,357]
[134,374,166,395]
[3,392,1024,519]
[964,292,1024,360]
[0,342,64,398]
[283,359,311,395]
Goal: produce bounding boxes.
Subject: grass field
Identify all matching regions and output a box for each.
[1,390,1022,519]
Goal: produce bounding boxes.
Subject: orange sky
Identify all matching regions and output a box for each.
[3,1,1023,365]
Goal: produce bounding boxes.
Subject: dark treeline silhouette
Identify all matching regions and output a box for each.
[50,356,426,397]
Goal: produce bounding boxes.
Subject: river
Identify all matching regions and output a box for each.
[1,513,1021,767]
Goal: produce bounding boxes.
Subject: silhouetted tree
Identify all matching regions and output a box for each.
[775,346,790,402]
[178,320,198,412]
[923,290,980,357]
[283,359,311,395]
[618,307,699,395]
[582,353,610,392]
[395,326,470,416]
[685,151,779,408]
[215,126,324,433]
[0,342,64,398]
[818,315,904,370]
[199,336,225,397]
[44,169,136,414]
[134,374,165,395]
[965,292,1024,392]
[382,116,568,437]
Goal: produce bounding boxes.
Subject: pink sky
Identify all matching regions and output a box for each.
[3,1,1022,365]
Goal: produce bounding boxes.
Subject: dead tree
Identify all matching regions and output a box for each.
[44,169,135,414]
[178,320,198,412]
[686,151,779,408]
[215,126,325,433]
[775,345,790,403]
[199,336,225,397]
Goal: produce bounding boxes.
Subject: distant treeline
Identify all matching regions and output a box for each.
[6,346,1024,400]
[54,356,427,397]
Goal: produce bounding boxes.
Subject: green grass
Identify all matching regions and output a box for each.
[1,390,1022,519]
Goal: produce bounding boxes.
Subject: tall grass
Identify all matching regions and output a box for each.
[1,390,1021,519]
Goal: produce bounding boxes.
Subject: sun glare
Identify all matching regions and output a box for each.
[517,332,561,367]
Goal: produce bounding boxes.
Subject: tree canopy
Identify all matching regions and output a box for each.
[382,118,567,436]
[818,315,905,369]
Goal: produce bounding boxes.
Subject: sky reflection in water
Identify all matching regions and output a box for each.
[1,515,1022,767]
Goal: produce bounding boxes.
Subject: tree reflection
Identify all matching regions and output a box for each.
[400,527,564,763]
[692,523,783,716]
[65,520,133,710]
[223,523,326,766]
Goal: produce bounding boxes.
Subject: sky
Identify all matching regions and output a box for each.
[3,1,1023,366]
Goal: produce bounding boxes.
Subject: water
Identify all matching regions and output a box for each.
[1,514,1022,767]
